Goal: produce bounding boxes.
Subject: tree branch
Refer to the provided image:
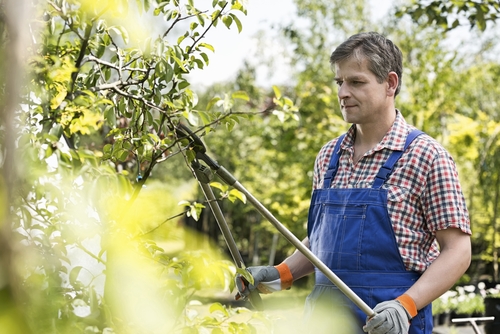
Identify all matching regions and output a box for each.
[137,211,187,237]
[70,22,93,93]
[187,3,227,54]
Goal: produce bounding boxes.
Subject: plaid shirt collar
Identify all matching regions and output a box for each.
[340,109,409,153]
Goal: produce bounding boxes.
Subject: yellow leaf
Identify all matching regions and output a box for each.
[50,84,67,109]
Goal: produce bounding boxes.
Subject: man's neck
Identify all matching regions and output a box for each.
[352,109,397,162]
[355,109,396,145]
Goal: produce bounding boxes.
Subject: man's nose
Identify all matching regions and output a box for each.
[338,83,350,99]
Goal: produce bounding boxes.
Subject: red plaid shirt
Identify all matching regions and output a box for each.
[313,111,471,273]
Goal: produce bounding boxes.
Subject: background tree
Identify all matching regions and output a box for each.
[397,0,500,31]
[195,0,500,288]
[396,0,500,283]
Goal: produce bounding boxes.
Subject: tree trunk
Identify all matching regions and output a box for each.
[268,233,279,265]
[492,171,500,282]
[0,0,33,332]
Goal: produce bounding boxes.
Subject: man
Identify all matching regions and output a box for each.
[235,32,471,334]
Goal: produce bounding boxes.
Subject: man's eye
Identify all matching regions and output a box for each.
[336,81,343,86]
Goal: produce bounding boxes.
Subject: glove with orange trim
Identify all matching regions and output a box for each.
[235,263,293,300]
[363,294,418,334]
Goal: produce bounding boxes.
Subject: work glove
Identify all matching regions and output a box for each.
[234,263,293,300]
[363,294,418,334]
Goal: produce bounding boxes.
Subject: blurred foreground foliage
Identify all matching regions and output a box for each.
[0,0,299,333]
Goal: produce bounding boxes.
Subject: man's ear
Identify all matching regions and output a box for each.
[387,72,399,97]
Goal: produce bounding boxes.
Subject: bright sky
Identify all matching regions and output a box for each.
[187,0,393,88]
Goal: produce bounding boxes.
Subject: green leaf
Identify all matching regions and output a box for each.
[60,152,72,164]
[186,111,198,126]
[156,41,165,57]
[104,105,116,127]
[235,267,254,285]
[103,144,112,155]
[190,205,200,220]
[272,85,282,99]
[199,42,215,52]
[49,124,63,138]
[273,110,285,123]
[164,61,174,83]
[135,0,143,14]
[148,133,160,143]
[193,58,204,69]
[44,146,54,158]
[189,22,199,31]
[209,302,229,317]
[222,15,233,29]
[225,118,236,131]
[177,33,187,45]
[200,52,209,65]
[284,97,294,107]
[210,182,227,192]
[69,266,83,286]
[198,111,211,125]
[229,13,242,33]
[170,9,179,19]
[197,13,206,26]
[117,149,129,162]
[228,189,246,204]
[231,90,249,101]
[206,96,221,110]
[144,0,151,12]
[171,54,187,72]
[231,2,243,11]
[50,84,67,109]
[185,149,195,162]
[178,80,190,90]
[146,110,154,128]
[108,26,129,44]
[476,6,486,31]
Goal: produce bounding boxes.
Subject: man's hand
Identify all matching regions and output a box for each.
[234,263,293,300]
[363,295,417,334]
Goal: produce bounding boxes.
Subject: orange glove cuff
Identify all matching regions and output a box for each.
[396,294,418,318]
[275,263,293,290]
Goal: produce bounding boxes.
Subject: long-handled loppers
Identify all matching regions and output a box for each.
[177,124,375,317]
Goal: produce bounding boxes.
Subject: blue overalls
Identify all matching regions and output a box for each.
[306,130,433,334]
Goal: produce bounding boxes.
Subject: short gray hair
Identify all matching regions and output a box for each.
[330,32,403,96]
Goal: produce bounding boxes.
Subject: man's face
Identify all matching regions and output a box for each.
[334,57,393,125]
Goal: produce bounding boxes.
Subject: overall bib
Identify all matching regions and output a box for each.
[306,130,433,334]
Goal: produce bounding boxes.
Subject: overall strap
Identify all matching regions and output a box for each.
[372,129,424,189]
[322,134,346,189]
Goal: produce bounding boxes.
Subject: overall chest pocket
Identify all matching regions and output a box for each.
[314,203,367,270]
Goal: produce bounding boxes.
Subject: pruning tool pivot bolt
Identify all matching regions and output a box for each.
[193,161,213,184]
